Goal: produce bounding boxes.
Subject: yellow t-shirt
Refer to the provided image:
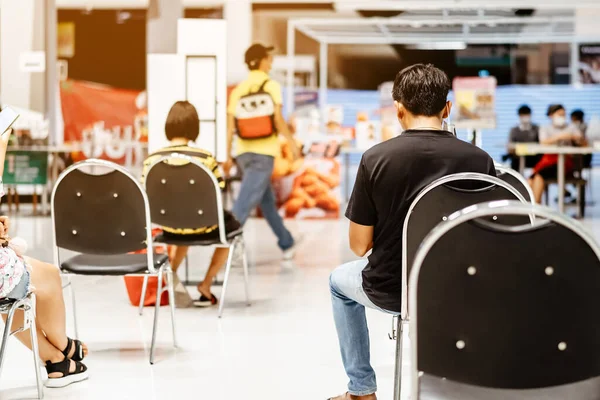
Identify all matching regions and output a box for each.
[228,70,282,158]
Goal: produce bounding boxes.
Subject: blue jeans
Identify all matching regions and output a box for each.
[232,153,294,251]
[330,260,398,396]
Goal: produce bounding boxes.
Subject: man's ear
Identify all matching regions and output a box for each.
[442,101,453,119]
[395,101,405,121]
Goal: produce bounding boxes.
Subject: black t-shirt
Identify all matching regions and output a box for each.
[345,129,496,312]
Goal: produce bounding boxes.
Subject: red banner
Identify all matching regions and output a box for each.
[60,79,147,163]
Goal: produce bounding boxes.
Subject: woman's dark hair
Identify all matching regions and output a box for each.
[392,64,451,117]
[547,104,565,117]
[518,105,532,115]
[165,101,200,141]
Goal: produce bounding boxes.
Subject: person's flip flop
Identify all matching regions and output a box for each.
[193,293,218,307]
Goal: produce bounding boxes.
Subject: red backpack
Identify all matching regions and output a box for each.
[234,80,276,140]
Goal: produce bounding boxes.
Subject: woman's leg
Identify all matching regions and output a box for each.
[2,312,79,378]
[197,248,230,298]
[169,246,189,273]
[25,258,87,357]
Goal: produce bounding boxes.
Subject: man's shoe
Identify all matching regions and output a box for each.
[282,234,304,261]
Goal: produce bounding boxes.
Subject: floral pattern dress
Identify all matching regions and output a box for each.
[0,180,27,299]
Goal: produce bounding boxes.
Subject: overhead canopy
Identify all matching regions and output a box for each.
[291,12,598,45]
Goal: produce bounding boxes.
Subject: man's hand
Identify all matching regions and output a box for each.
[221,158,234,177]
[287,138,302,161]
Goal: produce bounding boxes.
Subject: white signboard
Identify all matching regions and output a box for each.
[19,51,46,73]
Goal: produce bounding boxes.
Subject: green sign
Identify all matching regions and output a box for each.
[3,151,48,185]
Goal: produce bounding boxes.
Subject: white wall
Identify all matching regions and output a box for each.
[224,0,252,84]
[147,0,183,54]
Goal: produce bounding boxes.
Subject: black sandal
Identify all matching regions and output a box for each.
[45,358,89,388]
[62,337,85,361]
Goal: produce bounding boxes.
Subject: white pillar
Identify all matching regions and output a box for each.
[319,42,328,115]
[46,0,58,145]
[224,0,252,85]
[0,0,46,113]
[570,42,581,85]
[147,0,183,54]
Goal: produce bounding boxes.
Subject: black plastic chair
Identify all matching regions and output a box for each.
[143,153,249,319]
[495,164,534,204]
[409,201,600,399]
[393,173,529,400]
[51,159,176,364]
[0,293,43,398]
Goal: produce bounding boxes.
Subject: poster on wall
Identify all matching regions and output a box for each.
[452,77,497,129]
[60,80,147,164]
[579,44,600,84]
[57,22,75,58]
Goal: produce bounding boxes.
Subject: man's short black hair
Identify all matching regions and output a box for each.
[547,104,565,116]
[392,64,451,117]
[165,101,200,142]
[571,109,585,121]
[518,105,532,115]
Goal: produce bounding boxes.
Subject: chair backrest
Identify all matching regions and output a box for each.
[144,153,227,245]
[401,173,528,318]
[51,159,154,269]
[409,201,600,398]
[495,164,534,203]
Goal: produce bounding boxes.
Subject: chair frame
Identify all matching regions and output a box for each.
[142,153,250,318]
[393,172,528,400]
[494,163,536,204]
[0,293,44,399]
[408,200,600,399]
[50,158,177,365]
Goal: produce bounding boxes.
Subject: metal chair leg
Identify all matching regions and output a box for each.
[27,296,44,399]
[184,255,189,285]
[218,240,236,319]
[241,238,251,306]
[139,275,149,316]
[67,278,79,339]
[166,267,177,348]
[393,318,404,400]
[0,302,18,381]
[149,267,164,365]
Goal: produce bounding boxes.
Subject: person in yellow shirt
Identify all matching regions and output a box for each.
[225,44,300,259]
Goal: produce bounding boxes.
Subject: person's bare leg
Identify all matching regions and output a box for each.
[25,258,88,357]
[197,248,230,298]
[170,246,189,273]
[530,174,545,204]
[2,312,80,378]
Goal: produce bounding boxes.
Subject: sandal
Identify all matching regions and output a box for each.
[62,337,85,361]
[193,293,218,307]
[45,358,89,388]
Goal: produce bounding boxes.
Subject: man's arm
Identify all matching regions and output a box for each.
[349,221,374,257]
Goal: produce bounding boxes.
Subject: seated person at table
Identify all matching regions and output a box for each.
[328,64,495,400]
[572,109,592,168]
[141,101,240,307]
[528,104,585,204]
[505,105,541,170]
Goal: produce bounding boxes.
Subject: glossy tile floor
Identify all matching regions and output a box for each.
[2,179,600,400]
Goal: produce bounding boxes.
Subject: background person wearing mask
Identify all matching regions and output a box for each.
[505,105,541,171]
[528,104,584,204]
[225,44,300,260]
[571,109,591,168]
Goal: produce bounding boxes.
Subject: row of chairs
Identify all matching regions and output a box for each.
[0,154,251,398]
[391,165,600,399]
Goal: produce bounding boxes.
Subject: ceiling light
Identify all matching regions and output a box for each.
[407,42,468,50]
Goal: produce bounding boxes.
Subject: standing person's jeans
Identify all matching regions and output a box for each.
[330,260,398,396]
[232,152,294,251]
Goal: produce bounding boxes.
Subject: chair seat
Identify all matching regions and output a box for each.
[61,253,169,276]
[418,374,600,400]
[154,228,243,246]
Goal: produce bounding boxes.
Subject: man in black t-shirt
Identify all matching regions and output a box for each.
[329,64,495,400]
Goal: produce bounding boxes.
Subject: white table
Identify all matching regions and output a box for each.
[515,143,599,213]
